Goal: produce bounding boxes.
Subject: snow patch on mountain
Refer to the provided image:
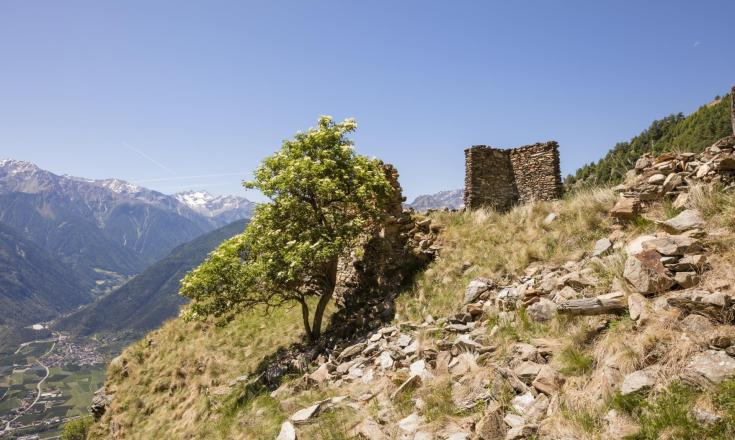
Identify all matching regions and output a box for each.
[174,190,254,222]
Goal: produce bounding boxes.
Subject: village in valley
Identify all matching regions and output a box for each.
[0,333,106,439]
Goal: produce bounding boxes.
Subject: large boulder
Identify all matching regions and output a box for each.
[465,278,493,304]
[660,209,705,233]
[642,235,702,256]
[624,250,675,294]
[688,350,735,384]
[611,197,640,220]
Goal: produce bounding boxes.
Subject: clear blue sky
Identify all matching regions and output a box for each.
[1,1,733,202]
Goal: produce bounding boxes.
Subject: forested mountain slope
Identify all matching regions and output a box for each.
[566,92,732,187]
[56,219,249,341]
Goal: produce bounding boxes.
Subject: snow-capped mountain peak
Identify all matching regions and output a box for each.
[174,190,254,222]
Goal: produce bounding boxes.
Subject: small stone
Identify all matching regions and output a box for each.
[662,173,683,192]
[338,342,366,361]
[674,271,700,288]
[526,298,557,322]
[290,403,321,424]
[476,401,506,439]
[543,212,557,225]
[680,314,714,334]
[398,413,423,433]
[532,365,564,395]
[378,352,394,369]
[627,292,651,325]
[511,392,535,415]
[349,418,386,440]
[397,334,412,347]
[592,238,613,256]
[504,414,525,428]
[514,362,543,384]
[276,421,297,440]
[505,424,538,440]
[620,370,657,395]
[648,173,666,185]
[672,192,689,210]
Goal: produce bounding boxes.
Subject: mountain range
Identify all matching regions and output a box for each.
[406,189,464,211]
[0,159,253,347]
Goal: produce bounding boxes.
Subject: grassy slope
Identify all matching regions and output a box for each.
[90,184,735,439]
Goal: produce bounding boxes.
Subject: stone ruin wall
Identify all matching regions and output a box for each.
[331,164,436,337]
[464,141,562,210]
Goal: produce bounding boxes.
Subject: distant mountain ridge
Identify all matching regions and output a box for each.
[0,159,254,342]
[407,189,463,211]
[56,219,249,341]
[0,159,253,277]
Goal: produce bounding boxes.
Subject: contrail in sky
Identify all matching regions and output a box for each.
[134,172,244,183]
[123,142,177,174]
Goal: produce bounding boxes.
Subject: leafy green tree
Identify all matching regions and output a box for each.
[61,416,93,440]
[181,116,395,341]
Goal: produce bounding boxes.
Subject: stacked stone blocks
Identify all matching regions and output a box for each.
[464,141,562,211]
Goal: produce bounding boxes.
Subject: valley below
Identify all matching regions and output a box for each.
[0,332,123,439]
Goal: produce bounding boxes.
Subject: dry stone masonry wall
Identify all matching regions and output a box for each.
[464,141,562,211]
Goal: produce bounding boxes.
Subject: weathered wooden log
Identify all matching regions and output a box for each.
[557,292,627,316]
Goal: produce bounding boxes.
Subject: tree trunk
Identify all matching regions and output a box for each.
[299,299,313,341]
[310,257,339,341]
[557,293,627,316]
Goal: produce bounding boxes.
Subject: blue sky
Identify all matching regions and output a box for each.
[1,1,733,202]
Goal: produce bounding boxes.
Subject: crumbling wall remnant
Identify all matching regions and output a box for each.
[464,141,562,211]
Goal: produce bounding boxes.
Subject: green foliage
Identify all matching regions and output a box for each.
[610,380,735,440]
[566,93,732,188]
[181,116,394,340]
[61,415,93,440]
[558,345,594,376]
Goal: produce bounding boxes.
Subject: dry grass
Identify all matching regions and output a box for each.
[91,301,334,439]
[91,183,735,440]
[396,188,618,322]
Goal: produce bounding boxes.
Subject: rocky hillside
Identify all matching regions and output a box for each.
[87,130,735,439]
[56,219,250,342]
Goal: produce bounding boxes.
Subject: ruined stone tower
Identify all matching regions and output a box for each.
[464,141,562,211]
